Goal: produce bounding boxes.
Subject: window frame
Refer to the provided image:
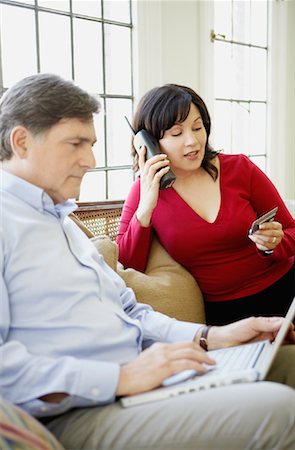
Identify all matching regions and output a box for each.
[211,0,270,172]
[0,0,135,200]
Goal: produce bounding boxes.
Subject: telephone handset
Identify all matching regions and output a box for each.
[125,116,176,190]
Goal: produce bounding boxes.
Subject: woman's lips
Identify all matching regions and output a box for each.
[184,150,200,159]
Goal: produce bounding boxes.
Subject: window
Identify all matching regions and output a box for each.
[212,0,269,172]
[0,0,134,201]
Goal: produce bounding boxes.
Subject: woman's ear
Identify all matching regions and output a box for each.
[10,126,30,159]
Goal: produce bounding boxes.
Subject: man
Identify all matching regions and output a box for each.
[1,73,295,450]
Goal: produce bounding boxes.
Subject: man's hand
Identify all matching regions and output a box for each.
[207,316,295,350]
[116,341,216,397]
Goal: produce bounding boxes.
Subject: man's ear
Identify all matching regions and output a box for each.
[10,126,30,159]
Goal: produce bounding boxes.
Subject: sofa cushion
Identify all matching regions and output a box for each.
[92,235,205,324]
[0,398,64,450]
[91,235,118,271]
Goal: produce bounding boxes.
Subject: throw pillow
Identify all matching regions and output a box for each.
[0,398,64,450]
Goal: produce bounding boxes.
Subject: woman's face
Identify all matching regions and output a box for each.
[159,103,207,176]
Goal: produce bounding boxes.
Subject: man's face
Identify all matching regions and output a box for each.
[21,117,97,204]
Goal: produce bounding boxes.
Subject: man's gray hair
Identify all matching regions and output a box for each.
[0,73,101,161]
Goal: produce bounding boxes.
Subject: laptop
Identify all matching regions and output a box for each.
[121,297,295,408]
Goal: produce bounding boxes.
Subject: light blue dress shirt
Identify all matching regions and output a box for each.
[0,170,201,417]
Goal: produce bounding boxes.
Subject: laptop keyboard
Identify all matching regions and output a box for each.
[162,341,267,387]
[207,341,265,374]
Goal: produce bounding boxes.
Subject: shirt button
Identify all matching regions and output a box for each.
[91,387,100,397]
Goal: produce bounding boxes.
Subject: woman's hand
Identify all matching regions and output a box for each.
[134,136,171,227]
[207,316,295,350]
[248,221,284,252]
[116,341,215,397]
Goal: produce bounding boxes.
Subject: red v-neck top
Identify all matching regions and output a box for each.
[117,154,295,302]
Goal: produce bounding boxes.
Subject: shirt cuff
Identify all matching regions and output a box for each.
[21,359,121,417]
[75,359,120,402]
[166,320,203,343]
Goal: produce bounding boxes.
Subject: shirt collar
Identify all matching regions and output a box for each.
[1,169,77,218]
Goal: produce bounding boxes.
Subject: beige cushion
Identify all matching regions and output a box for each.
[92,235,205,324]
[91,236,118,271]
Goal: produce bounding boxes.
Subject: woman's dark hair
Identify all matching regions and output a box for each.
[132,83,219,180]
[0,73,100,161]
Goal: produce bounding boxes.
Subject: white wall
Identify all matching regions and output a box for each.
[133,1,213,102]
[133,0,295,199]
[268,0,295,199]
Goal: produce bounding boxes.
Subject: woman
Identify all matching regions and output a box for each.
[117,84,295,325]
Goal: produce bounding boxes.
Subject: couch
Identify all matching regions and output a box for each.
[1,201,205,450]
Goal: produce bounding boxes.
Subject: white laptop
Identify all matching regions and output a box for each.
[121,297,295,408]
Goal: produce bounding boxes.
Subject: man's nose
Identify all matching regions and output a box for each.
[82,145,96,169]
